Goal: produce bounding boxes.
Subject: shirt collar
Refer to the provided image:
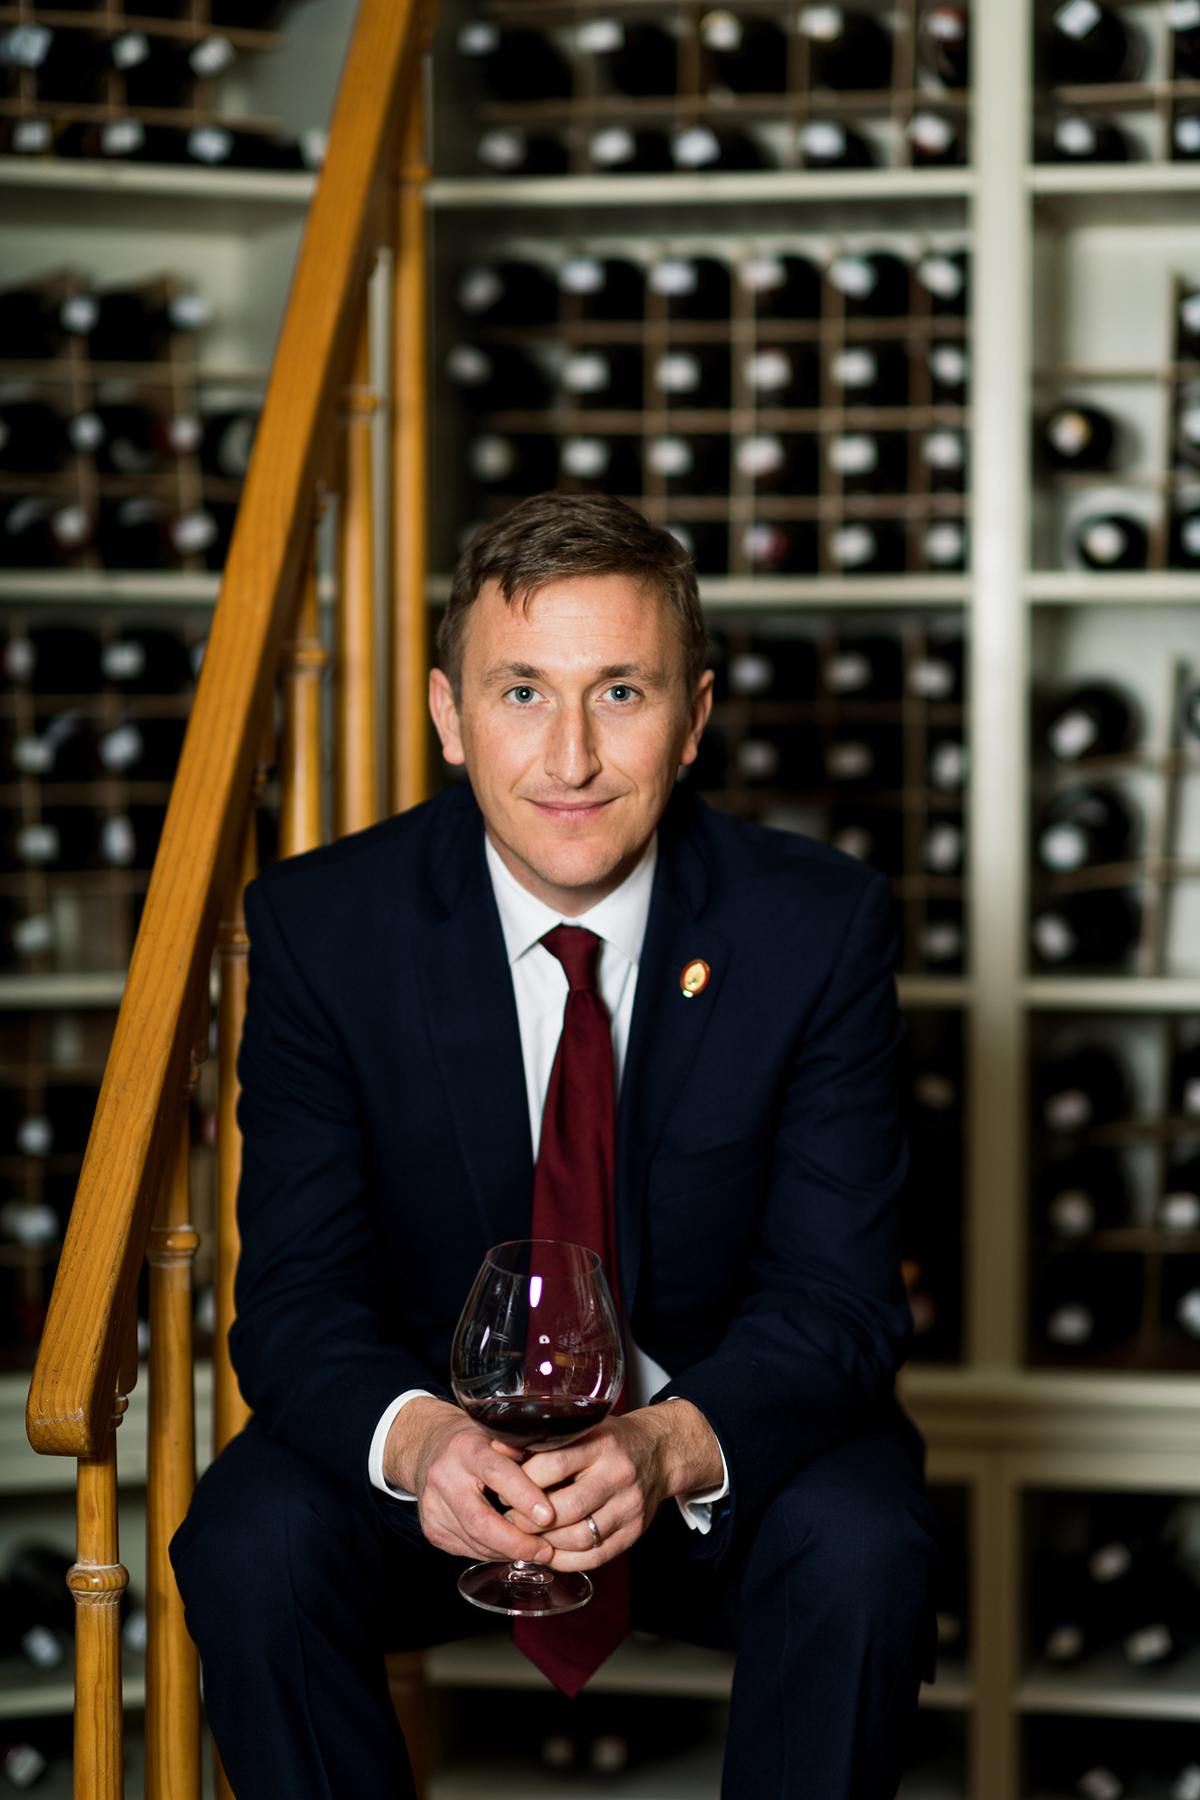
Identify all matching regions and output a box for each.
[485,830,658,968]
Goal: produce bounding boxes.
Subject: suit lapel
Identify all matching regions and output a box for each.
[615,799,730,1308]
[416,793,534,1250]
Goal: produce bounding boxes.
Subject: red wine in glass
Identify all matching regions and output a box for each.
[451,1239,624,1617]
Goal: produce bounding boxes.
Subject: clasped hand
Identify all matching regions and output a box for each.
[387,1395,721,1569]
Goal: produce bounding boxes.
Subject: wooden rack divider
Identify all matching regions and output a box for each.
[21,0,435,1791]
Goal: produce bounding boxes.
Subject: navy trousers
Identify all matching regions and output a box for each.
[171,1418,938,1800]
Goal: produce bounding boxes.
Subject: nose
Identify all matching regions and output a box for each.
[542,696,602,789]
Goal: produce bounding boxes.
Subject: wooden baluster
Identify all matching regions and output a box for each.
[213,808,256,1463]
[337,306,380,837]
[392,83,431,815]
[70,1389,131,1800]
[145,1091,202,1800]
[279,532,327,859]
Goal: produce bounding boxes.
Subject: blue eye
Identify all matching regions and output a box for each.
[510,686,537,703]
[607,685,635,702]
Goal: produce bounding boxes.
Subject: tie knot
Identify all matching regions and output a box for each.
[541,924,603,992]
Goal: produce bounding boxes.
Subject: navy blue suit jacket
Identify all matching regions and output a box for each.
[229,780,914,1559]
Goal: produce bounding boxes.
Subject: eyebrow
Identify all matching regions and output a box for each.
[482,660,671,690]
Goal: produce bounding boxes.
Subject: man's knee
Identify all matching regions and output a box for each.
[751,1432,939,1617]
[172,1423,375,1646]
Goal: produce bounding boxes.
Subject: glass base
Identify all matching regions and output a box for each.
[457,1560,594,1618]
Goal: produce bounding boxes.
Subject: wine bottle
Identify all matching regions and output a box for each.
[741,520,818,574]
[677,123,767,171]
[735,432,819,495]
[826,251,910,318]
[474,128,568,176]
[467,432,556,495]
[823,633,903,700]
[456,22,572,102]
[1042,402,1120,472]
[92,404,170,477]
[447,344,551,413]
[577,19,677,97]
[1173,110,1200,160]
[922,816,965,873]
[88,287,211,362]
[743,344,819,407]
[1074,512,1148,571]
[926,736,968,792]
[558,257,643,322]
[10,711,88,781]
[1036,1046,1128,1132]
[1177,380,1200,467]
[824,723,903,786]
[558,347,641,410]
[0,117,57,156]
[457,261,558,327]
[1044,681,1138,761]
[797,6,893,88]
[918,4,969,85]
[928,341,970,399]
[669,520,729,574]
[21,27,103,104]
[917,906,964,967]
[98,717,186,782]
[1032,888,1140,968]
[727,638,816,701]
[739,254,822,320]
[1050,114,1130,163]
[827,342,909,406]
[0,286,72,361]
[829,806,903,875]
[908,111,964,167]
[1041,1146,1129,1238]
[13,806,94,871]
[826,519,906,572]
[1038,1250,1142,1355]
[586,127,671,174]
[102,627,191,696]
[735,725,816,787]
[1047,0,1141,85]
[1037,785,1136,873]
[651,347,731,407]
[921,428,967,490]
[211,0,283,23]
[1170,508,1200,568]
[0,497,90,569]
[199,409,259,481]
[797,119,875,169]
[648,256,730,321]
[825,430,908,494]
[1159,1153,1200,1232]
[97,497,170,571]
[915,251,969,316]
[700,9,787,93]
[646,434,730,495]
[557,435,640,494]
[910,639,964,702]
[1175,0,1200,75]
[0,403,67,474]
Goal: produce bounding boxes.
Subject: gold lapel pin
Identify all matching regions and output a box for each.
[680,959,710,998]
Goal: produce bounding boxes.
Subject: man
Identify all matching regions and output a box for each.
[173,492,938,1799]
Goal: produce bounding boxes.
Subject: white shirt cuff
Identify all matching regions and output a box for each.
[368,1389,434,1500]
[664,1397,730,1534]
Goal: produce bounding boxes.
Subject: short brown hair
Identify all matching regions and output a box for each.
[438,493,707,701]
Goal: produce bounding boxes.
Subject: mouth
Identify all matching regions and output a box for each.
[525,797,620,824]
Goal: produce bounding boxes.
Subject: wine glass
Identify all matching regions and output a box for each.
[451,1239,624,1617]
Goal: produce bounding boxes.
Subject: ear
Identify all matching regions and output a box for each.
[678,668,715,768]
[428,667,466,766]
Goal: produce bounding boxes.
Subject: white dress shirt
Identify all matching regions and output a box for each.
[367,830,730,1532]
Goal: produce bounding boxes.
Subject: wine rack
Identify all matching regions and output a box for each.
[441,0,970,179]
[691,611,967,975]
[1034,0,1200,169]
[0,265,259,576]
[0,2,320,172]
[442,236,970,578]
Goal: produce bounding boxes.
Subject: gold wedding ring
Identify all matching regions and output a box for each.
[586,1515,602,1549]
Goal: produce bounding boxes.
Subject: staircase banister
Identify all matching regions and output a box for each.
[26,0,431,1461]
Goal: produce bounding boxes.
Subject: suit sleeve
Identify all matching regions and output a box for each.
[229,878,453,1501]
[656,869,913,1555]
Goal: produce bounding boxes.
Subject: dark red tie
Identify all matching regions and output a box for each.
[512,925,631,1696]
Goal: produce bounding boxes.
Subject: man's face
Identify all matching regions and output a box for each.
[429,573,712,914]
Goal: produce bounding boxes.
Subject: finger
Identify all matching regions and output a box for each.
[539,1516,641,1572]
[477,1452,557,1529]
[430,1474,552,1563]
[530,1503,624,1556]
[488,1440,524,1462]
[521,1435,607,1492]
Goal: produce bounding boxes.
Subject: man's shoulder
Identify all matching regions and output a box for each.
[248,781,478,926]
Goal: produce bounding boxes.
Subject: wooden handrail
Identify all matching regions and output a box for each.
[26,0,431,1461]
